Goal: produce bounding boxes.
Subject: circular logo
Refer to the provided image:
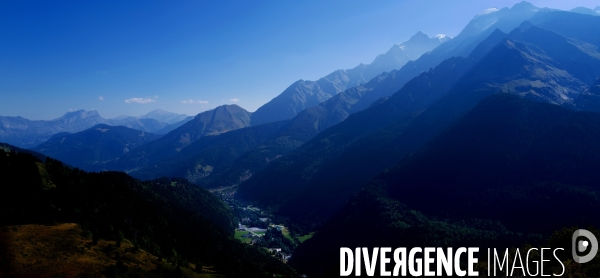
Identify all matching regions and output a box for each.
[572,229,598,264]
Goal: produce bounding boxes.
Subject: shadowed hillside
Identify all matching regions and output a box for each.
[291,94,600,277]
[237,12,600,227]
[0,146,296,277]
[31,124,161,172]
[0,223,223,278]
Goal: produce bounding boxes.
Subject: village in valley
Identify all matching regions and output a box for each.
[210,185,313,264]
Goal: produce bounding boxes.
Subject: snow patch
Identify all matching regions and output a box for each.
[482,7,499,14]
[480,20,498,31]
[475,7,499,18]
[434,34,452,43]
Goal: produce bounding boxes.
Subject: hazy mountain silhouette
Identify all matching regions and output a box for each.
[570,6,600,16]
[139,109,190,124]
[31,124,161,171]
[250,31,450,126]
[0,109,191,148]
[0,110,107,148]
[129,120,291,182]
[106,104,251,173]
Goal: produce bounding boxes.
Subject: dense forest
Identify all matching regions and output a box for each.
[0,144,296,277]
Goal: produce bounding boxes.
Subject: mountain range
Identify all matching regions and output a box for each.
[205,1,565,193]
[31,124,162,171]
[137,109,190,124]
[70,32,451,177]
[0,109,191,149]
[18,3,600,217]
[570,6,600,16]
[4,2,600,277]
[1,32,447,156]
[101,2,595,190]
[105,104,252,173]
[119,13,521,184]
[238,8,600,227]
[249,31,451,126]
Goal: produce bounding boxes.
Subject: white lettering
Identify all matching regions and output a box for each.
[356,247,361,276]
[340,248,353,276]
[541,248,550,277]
[553,248,565,277]
[423,247,435,276]
[493,248,509,276]
[393,248,407,276]
[363,247,379,276]
[409,247,423,276]
[468,248,479,276]
[510,248,525,277]
[455,247,467,276]
[437,247,453,276]
[526,248,539,276]
[380,247,391,276]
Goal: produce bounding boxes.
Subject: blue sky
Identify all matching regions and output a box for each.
[0,0,597,120]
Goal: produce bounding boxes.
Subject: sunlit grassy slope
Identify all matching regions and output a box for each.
[0,223,224,278]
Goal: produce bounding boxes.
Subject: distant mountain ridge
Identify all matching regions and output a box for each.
[138,109,189,124]
[0,110,107,148]
[0,109,191,148]
[570,6,600,16]
[249,31,451,126]
[366,31,450,78]
[105,104,252,173]
[31,124,161,171]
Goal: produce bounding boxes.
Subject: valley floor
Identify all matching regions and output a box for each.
[212,185,314,263]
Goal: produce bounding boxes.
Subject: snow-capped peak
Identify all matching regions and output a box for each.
[475,7,499,18]
[434,34,452,43]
